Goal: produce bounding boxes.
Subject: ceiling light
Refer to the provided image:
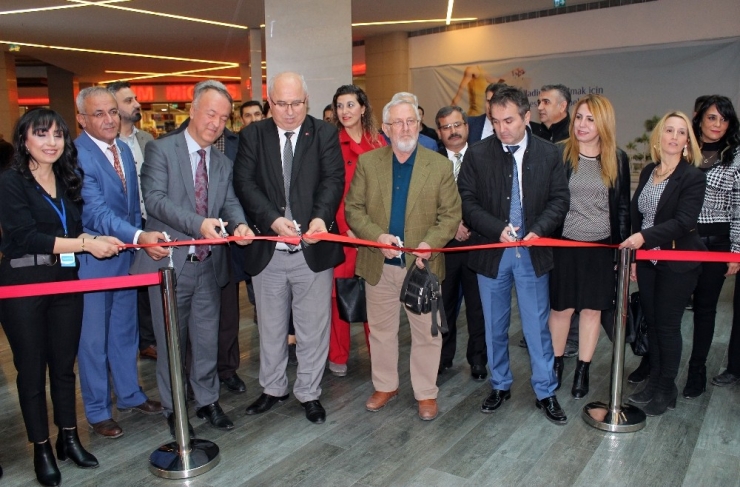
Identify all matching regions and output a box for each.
[66,0,248,29]
[446,0,454,25]
[352,17,476,27]
[100,65,237,84]
[104,70,240,81]
[0,0,128,16]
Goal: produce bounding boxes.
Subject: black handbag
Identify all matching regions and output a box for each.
[399,260,448,337]
[335,277,367,323]
[601,293,636,344]
[629,292,649,356]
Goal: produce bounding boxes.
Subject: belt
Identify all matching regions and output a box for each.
[275,246,302,254]
[185,252,212,262]
[8,254,58,268]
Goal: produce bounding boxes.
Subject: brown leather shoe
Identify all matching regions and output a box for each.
[418,399,438,421]
[118,399,163,415]
[140,345,157,361]
[90,419,123,439]
[365,389,399,412]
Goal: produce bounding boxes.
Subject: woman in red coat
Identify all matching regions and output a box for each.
[328,85,386,376]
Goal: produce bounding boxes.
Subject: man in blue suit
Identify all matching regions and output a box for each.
[75,87,168,438]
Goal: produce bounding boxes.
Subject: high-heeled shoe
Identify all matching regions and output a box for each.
[56,427,99,468]
[572,360,590,399]
[34,440,61,486]
[628,379,657,404]
[553,356,564,391]
[643,385,678,416]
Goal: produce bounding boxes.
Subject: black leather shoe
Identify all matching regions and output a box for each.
[221,374,247,394]
[536,396,568,425]
[167,413,196,439]
[56,428,98,468]
[682,365,706,399]
[628,356,650,384]
[301,400,326,424]
[471,364,487,381]
[34,441,61,486]
[197,402,234,430]
[245,393,289,415]
[553,356,564,391]
[712,370,740,387]
[480,389,511,413]
[563,339,579,358]
[572,360,590,399]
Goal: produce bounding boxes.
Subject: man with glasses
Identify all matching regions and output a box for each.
[75,86,167,438]
[345,96,460,421]
[435,105,487,382]
[233,72,344,424]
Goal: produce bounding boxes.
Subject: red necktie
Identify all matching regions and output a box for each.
[107,144,127,194]
[194,149,209,260]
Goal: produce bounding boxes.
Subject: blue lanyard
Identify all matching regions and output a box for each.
[41,193,68,237]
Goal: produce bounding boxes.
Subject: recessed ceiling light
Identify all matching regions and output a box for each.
[446,0,455,25]
[0,0,128,16]
[352,17,476,27]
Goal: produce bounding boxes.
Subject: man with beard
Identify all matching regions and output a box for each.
[107,81,158,362]
[345,96,460,421]
[435,106,487,381]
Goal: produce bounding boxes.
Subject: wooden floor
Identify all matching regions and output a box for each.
[0,279,739,487]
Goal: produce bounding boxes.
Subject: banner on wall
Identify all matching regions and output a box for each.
[411,39,740,150]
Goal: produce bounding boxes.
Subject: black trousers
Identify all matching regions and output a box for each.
[218,277,240,380]
[137,286,156,350]
[0,263,82,443]
[440,249,487,367]
[725,277,740,375]
[688,236,731,369]
[637,261,699,391]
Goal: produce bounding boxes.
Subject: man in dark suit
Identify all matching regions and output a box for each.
[131,80,253,435]
[233,72,344,424]
[75,86,166,438]
[467,82,507,144]
[434,105,487,381]
[458,86,570,425]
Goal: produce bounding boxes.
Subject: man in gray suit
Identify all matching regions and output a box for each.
[131,80,253,436]
[107,81,159,361]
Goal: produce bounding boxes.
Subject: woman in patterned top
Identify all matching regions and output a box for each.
[548,95,630,399]
[683,96,740,398]
[621,111,706,416]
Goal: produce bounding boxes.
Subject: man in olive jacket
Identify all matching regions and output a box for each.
[345,96,461,421]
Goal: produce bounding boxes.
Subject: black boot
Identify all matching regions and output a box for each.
[628,376,658,404]
[34,441,61,487]
[643,384,678,416]
[56,427,99,468]
[627,355,650,384]
[572,360,590,399]
[682,364,707,399]
[553,356,564,391]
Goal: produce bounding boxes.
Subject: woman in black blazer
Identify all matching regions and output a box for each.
[620,111,706,416]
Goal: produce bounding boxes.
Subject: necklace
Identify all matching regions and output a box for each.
[654,164,676,179]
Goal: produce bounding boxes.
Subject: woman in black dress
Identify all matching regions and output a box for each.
[548,94,630,399]
[621,111,706,416]
[0,109,121,486]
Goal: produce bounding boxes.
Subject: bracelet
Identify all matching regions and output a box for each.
[81,238,85,252]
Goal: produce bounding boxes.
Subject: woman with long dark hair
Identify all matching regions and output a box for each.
[681,96,740,398]
[0,109,121,486]
[621,111,706,416]
[327,84,386,376]
[548,94,630,399]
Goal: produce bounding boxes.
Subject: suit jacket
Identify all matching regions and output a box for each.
[458,128,570,278]
[135,129,154,152]
[632,160,707,272]
[233,115,345,275]
[130,131,246,287]
[75,132,141,279]
[467,114,487,144]
[344,145,461,286]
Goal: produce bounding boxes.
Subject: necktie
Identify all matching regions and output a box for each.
[107,144,127,194]
[507,145,524,234]
[283,132,294,220]
[194,149,209,260]
[453,152,462,181]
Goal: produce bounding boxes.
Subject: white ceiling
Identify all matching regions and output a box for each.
[0,0,593,84]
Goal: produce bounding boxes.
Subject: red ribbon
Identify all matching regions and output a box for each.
[0,273,160,300]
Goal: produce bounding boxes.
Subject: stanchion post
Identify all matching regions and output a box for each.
[149,267,220,479]
[582,248,646,432]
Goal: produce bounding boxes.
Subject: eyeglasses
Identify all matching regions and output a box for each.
[80,109,119,119]
[384,119,419,129]
[439,121,467,131]
[271,99,307,110]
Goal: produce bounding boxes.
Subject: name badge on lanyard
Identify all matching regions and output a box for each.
[41,192,76,268]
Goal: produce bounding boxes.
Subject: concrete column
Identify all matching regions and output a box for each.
[0,52,19,140]
[250,27,264,101]
[47,66,79,135]
[264,0,351,116]
[365,32,410,112]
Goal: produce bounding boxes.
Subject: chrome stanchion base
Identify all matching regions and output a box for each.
[582,401,646,433]
[149,439,220,479]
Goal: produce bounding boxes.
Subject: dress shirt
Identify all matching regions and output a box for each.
[481,118,494,140]
[445,143,469,166]
[501,132,528,206]
[276,124,302,250]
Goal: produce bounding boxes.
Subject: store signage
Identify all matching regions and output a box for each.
[129,83,242,103]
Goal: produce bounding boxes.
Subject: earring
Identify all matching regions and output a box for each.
[683,146,688,157]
